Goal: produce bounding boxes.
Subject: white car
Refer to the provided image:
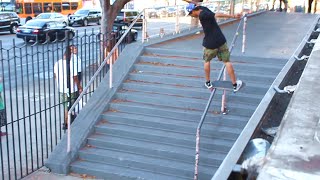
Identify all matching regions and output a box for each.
[35,13,68,26]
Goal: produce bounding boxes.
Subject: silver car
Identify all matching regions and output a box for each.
[35,12,68,26]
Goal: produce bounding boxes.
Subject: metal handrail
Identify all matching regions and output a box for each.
[66,10,144,153]
[194,15,245,180]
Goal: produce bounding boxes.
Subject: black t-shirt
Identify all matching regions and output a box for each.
[198,6,226,49]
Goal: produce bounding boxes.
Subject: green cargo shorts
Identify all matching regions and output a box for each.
[203,43,230,63]
[60,92,79,109]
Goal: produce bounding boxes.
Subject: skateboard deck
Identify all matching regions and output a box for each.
[206,80,246,91]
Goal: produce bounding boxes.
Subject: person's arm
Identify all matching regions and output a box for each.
[215,13,242,19]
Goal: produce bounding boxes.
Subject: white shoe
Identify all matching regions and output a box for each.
[205,81,213,89]
[233,80,243,92]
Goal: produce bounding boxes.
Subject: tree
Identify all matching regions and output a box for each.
[98,0,132,64]
[99,0,132,35]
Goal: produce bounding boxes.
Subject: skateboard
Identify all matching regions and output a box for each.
[205,80,246,92]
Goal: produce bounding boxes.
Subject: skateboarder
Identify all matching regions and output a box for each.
[185,3,243,92]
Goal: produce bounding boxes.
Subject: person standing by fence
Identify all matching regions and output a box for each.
[0,76,6,136]
[54,45,82,130]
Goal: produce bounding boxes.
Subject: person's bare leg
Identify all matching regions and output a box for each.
[64,110,68,125]
[204,61,211,81]
[224,62,236,84]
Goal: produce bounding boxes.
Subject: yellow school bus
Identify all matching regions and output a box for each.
[15,0,83,20]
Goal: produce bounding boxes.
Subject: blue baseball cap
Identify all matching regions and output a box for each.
[186,3,196,15]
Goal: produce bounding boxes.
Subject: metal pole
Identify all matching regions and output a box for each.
[242,16,247,53]
[141,9,147,43]
[109,40,113,88]
[175,5,180,34]
[194,129,200,180]
[66,33,71,153]
[220,16,245,114]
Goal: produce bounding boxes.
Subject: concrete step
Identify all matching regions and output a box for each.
[127,73,270,96]
[115,90,259,110]
[70,161,186,180]
[101,110,247,130]
[134,63,278,83]
[109,101,252,120]
[95,120,238,149]
[138,56,283,75]
[77,147,216,179]
[120,82,264,104]
[112,92,255,116]
[143,47,287,65]
[87,133,226,167]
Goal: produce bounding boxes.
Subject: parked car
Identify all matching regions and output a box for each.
[35,12,68,26]
[147,8,159,18]
[68,8,102,26]
[0,12,20,34]
[115,9,143,27]
[16,19,75,43]
[112,23,138,42]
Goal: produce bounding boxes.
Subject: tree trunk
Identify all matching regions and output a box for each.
[308,0,314,13]
[99,0,132,63]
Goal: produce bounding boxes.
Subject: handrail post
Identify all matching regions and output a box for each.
[109,49,113,88]
[194,128,201,180]
[220,15,245,114]
[175,5,180,34]
[142,9,147,43]
[67,113,71,152]
[221,67,227,113]
[242,16,247,53]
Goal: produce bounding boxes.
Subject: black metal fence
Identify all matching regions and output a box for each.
[0,28,131,180]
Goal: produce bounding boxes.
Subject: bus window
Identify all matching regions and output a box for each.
[53,3,61,12]
[62,3,70,10]
[16,3,23,14]
[32,3,43,14]
[44,3,52,12]
[71,2,78,10]
[25,3,32,14]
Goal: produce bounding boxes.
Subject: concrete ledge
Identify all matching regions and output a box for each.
[258,33,320,180]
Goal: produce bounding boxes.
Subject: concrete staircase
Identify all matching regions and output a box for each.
[69,47,286,179]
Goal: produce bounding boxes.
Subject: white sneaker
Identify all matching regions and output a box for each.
[205,81,213,89]
[233,80,243,92]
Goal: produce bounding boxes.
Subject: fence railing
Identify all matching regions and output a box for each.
[0,28,131,180]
